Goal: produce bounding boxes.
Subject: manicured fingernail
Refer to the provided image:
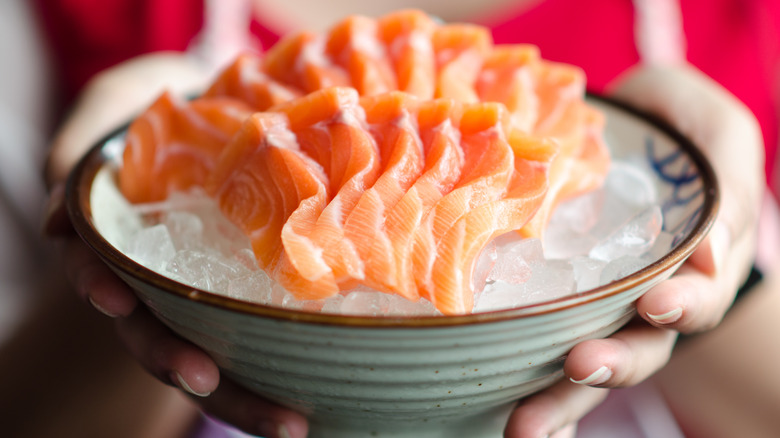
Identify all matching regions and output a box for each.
[278,424,292,438]
[88,295,119,318]
[570,365,612,386]
[646,307,683,324]
[172,371,211,397]
[256,420,290,438]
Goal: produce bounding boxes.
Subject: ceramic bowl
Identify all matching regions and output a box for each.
[66,96,718,438]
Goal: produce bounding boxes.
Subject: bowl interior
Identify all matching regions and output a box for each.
[66,95,719,327]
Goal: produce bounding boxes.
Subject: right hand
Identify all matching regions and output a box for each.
[43,52,309,438]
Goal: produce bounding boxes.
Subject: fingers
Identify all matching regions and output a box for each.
[638,265,733,333]
[62,237,138,317]
[504,380,606,438]
[608,64,763,330]
[638,202,758,333]
[565,319,678,388]
[116,307,309,438]
[115,306,220,397]
[198,379,309,438]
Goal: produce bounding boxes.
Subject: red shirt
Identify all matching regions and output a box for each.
[32,0,780,187]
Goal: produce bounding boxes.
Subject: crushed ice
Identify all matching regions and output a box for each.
[116,158,674,316]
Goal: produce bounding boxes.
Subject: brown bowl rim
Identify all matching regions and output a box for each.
[66,94,719,328]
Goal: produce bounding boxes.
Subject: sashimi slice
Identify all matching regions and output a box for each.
[376,9,437,99]
[412,103,515,292]
[411,104,549,313]
[202,53,301,111]
[432,24,492,102]
[519,99,588,237]
[264,32,350,93]
[267,88,383,299]
[379,100,467,300]
[430,192,549,314]
[119,92,252,203]
[325,15,397,96]
[476,45,541,132]
[519,63,602,238]
[343,92,425,298]
[206,112,329,273]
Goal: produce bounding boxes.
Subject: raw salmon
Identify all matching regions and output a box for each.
[118,9,609,314]
[202,88,555,314]
[119,92,252,203]
[201,9,609,239]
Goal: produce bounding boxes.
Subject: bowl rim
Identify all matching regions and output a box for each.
[66,94,719,328]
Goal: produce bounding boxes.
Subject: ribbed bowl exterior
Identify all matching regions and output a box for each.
[113,263,674,438]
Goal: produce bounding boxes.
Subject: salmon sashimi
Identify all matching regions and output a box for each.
[202,88,555,314]
[376,10,437,99]
[202,10,608,236]
[326,15,398,96]
[117,9,609,314]
[206,112,328,271]
[119,92,252,203]
[202,53,301,111]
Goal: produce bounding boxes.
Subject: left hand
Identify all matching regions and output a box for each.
[44,53,310,438]
[504,64,764,438]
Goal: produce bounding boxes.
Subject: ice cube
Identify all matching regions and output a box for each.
[233,248,260,271]
[473,281,525,312]
[126,224,177,272]
[605,161,657,207]
[163,211,204,251]
[320,294,346,314]
[585,164,658,241]
[542,224,599,260]
[520,259,575,305]
[589,206,663,262]
[268,282,289,306]
[599,255,648,284]
[644,230,675,263]
[166,249,252,292]
[282,293,324,312]
[227,270,272,303]
[488,236,544,284]
[548,189,603,234]
[385,295,440,316]
[340,290,392,316]
[472,240,497,290]
[571,256,608,292]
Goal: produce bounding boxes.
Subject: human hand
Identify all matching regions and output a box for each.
[43,52,309,438]
[504,64,764,438]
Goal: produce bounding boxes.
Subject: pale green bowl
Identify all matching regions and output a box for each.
[67,96,718,438]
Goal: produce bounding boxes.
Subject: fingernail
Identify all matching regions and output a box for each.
[278,424,292,438]
[41,182,67,236]
[570,365,612,386]
[646,307,683,324]
[256,420,289,438]
[88,295,119,318]
[172,371,211,397]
